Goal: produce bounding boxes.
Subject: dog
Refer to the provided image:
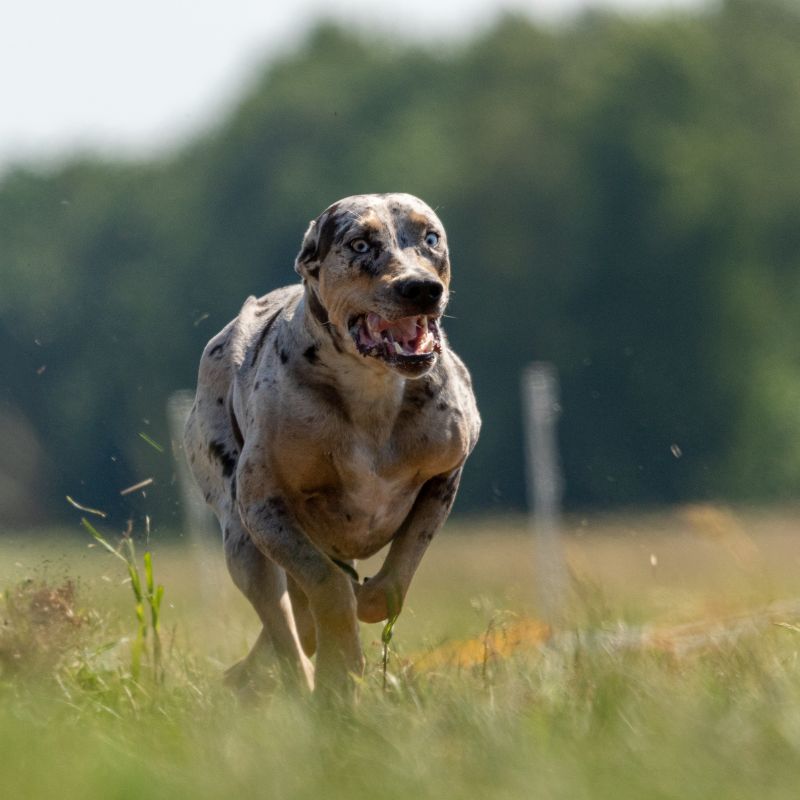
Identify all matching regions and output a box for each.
[184,193,480,698]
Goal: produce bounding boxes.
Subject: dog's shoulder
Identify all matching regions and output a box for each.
[194,284,302,404]
[441,347,482,453]
[231,285,303,375]
[399,345,481,461]
[442,348,481,455]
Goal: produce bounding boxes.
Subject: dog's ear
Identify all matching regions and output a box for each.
[294,204,341,280]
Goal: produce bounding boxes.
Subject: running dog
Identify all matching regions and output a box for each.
[184,193,480,698]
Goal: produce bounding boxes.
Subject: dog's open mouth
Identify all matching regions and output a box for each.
[349,312,442,364]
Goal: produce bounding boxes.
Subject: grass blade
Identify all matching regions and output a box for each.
[119,478,154,496]
[66,496,107,518]
[81,518,126,563]
[138,432,164,453]
[127,563,144,604]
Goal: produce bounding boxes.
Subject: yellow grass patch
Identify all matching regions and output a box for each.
[411,618,551,672]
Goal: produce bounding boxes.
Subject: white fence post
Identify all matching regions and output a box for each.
[521,362,568,625]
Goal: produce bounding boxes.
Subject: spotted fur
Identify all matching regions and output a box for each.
[184,193,480,699]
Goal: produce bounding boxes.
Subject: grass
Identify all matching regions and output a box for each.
[3,506,800,799]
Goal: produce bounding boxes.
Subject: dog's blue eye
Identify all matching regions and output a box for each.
[350,239,370,254]
[425,232,440,248]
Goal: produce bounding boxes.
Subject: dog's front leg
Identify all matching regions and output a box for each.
[237,489,364,700]
[356,467,463,624]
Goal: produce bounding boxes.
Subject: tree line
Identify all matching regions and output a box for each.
[2,0,800,528]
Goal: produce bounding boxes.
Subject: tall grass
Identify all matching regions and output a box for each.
[2,511,800,799]
[80,518,164,683]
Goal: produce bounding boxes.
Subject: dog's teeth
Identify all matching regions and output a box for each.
[393,341,404,355]
[367,313,389,341]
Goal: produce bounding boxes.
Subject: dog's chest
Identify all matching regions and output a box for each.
[291,438,420,559]
[339,442,411,521]
[270,371,469,559]
[284,428,427,558]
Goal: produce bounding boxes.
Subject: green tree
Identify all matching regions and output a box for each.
[2,1,800,526]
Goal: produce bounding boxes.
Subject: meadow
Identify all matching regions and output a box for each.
[2,506,800,799]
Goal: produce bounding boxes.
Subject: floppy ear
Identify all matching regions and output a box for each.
[294,219,320,279]
[294,203,340,280]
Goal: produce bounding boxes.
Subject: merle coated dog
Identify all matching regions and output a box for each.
[184,193,480,698]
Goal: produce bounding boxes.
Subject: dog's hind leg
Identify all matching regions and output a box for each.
[223,517,314,692]
[286,575,317,658]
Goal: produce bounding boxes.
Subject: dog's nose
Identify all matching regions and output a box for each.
[395,278,444,305]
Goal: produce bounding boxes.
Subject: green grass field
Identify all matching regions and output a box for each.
[3,507,800,799]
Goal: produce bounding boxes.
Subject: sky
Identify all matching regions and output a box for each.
[0,0,706,173]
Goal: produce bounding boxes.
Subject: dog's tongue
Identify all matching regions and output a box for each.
[367,313,418,342]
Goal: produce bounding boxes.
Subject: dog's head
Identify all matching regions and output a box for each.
[295,193,450,378]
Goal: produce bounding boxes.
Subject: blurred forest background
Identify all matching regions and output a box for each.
[2,0,800,529]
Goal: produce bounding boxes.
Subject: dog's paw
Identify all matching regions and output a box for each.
[355,577,403,624]
[223,657,280,698]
